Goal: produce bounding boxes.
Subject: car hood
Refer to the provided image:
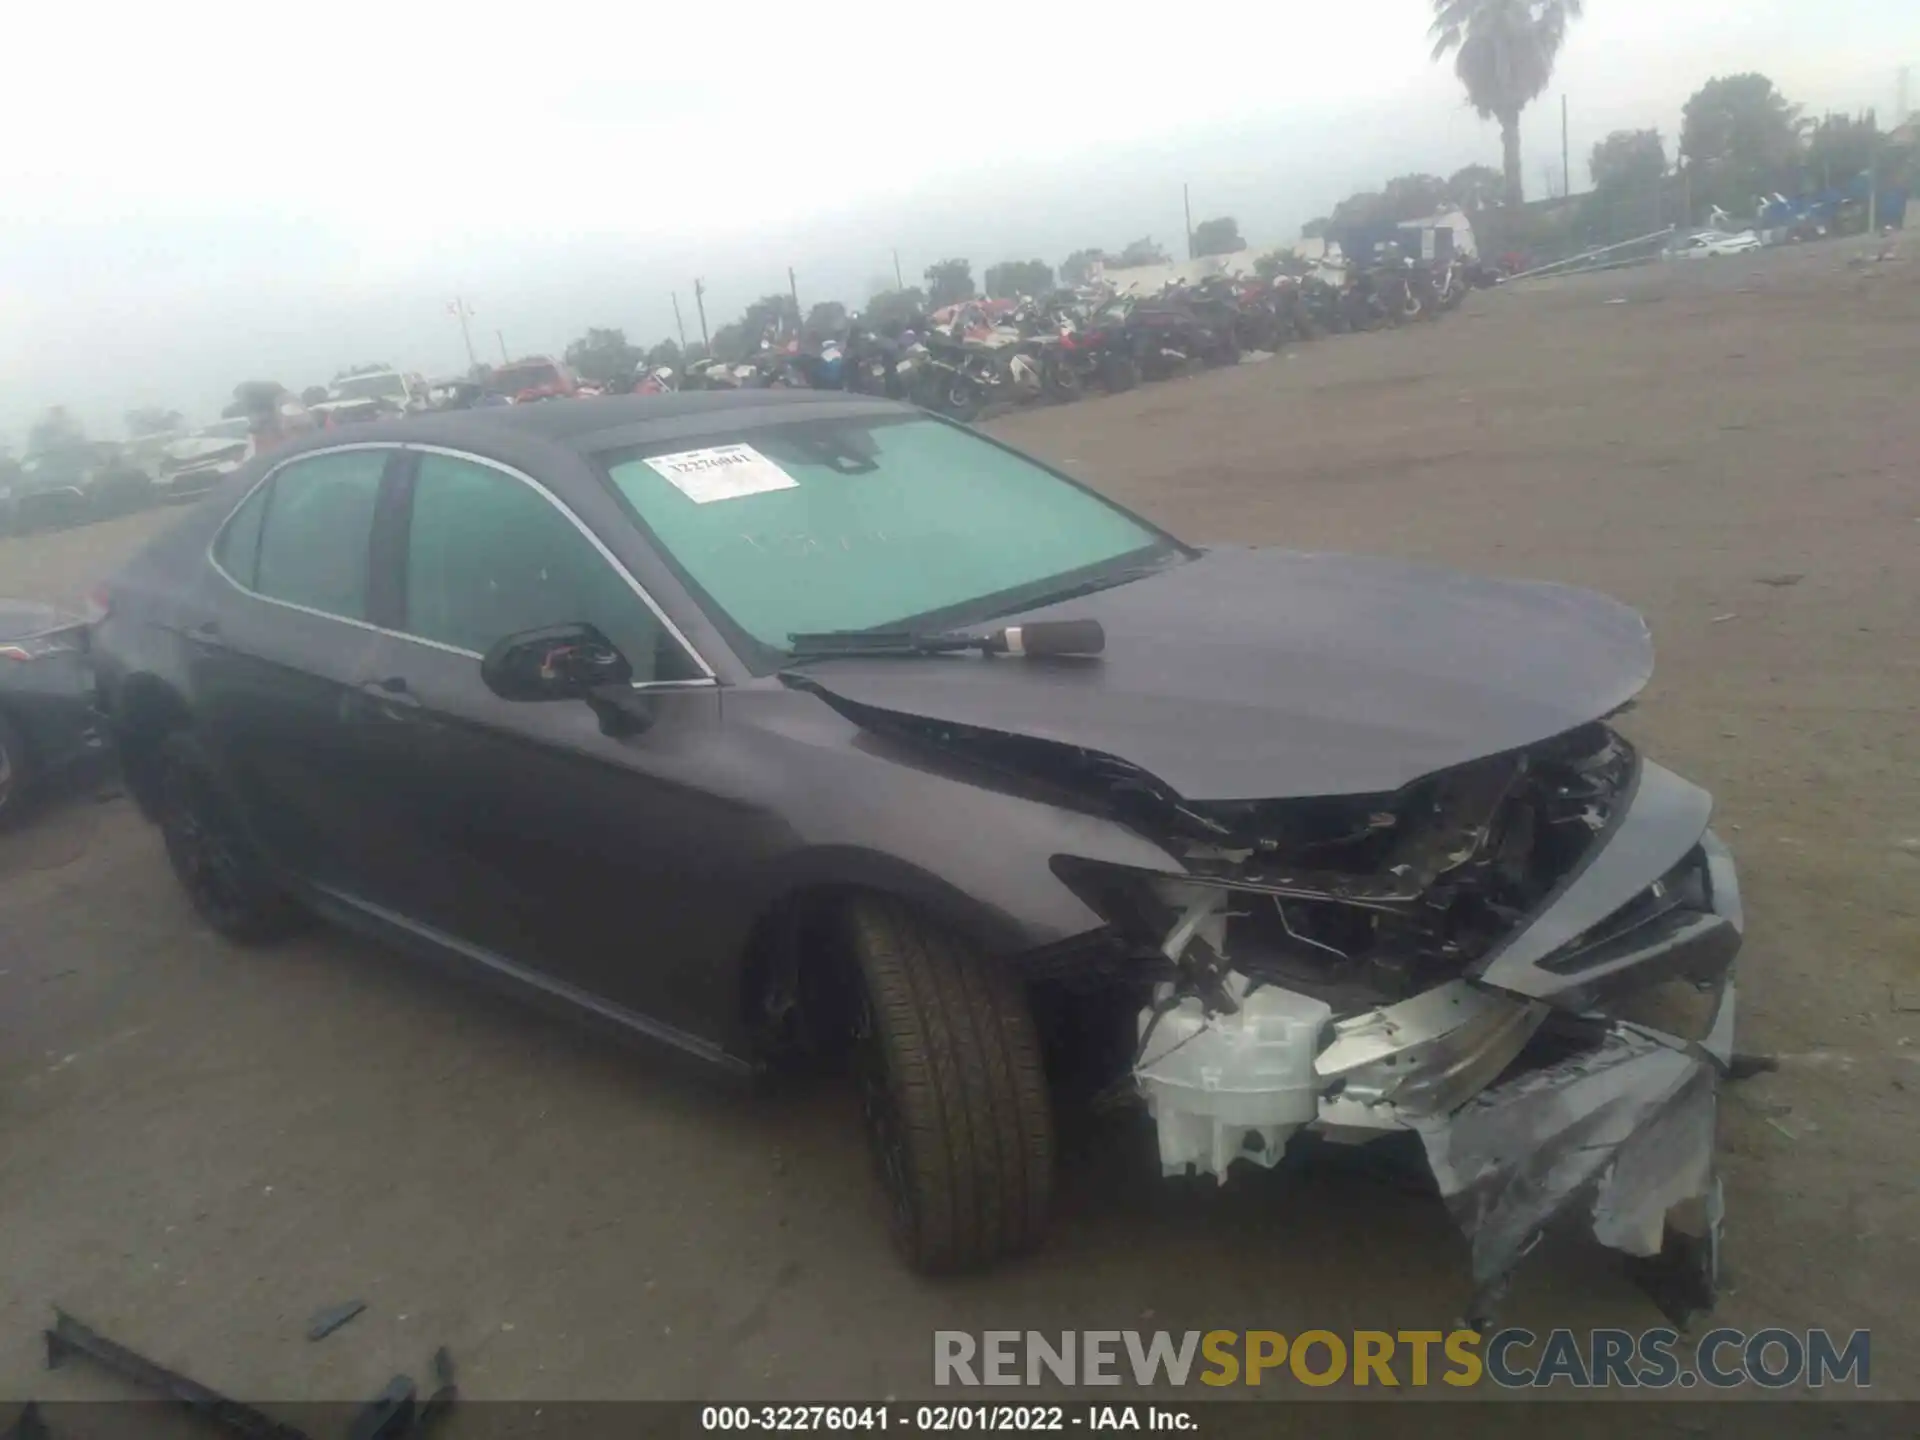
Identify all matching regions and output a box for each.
[784,546,1653,801]
[165,436,249,465]
[0,599,81,641]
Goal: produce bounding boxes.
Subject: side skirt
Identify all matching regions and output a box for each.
[303,883,755,1082]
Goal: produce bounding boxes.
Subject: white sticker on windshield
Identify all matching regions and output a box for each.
[644,443,799,504]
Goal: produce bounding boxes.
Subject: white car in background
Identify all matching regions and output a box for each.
[328,368,426,412]
[153,417,253,502]
[1675,229,1764,259]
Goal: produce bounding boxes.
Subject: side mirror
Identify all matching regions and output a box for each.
[481,623,633,702]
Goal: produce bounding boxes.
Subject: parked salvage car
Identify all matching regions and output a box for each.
[485,355,578,403]
[154,418,255,503]
[0,600,101,828]
[1,457,91,534]
[90,394,1743,1321]
[0,443,153,533]
[1673,229,1764,259]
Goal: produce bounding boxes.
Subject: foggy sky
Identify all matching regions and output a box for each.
[2,0,1915,440]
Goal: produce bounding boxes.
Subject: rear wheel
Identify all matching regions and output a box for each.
[1041,356,1081,403]
[1099,352,1139,393]
[155,732,306,944]
[843,896,1054,1272]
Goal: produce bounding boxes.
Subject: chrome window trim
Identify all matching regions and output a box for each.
[206,440,720,691]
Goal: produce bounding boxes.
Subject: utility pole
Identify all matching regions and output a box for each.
[495,330,509,364]
[892,249,904,291]
[788,267,801,330]
[1183,183,1194,260]
[671,292,688,352]
[1868,108,1881,233]
[1562,94,1571,199]
[693,279,710,352]
[446,296,478,370]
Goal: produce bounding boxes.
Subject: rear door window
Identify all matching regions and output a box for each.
[213,482,271,588]
[252,450,390,620]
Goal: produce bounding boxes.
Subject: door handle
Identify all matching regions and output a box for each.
[359,676,419,705]
[184,621,227,651]
[342,676,423,723]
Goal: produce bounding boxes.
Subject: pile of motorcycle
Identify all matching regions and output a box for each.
[650,253,1495,422]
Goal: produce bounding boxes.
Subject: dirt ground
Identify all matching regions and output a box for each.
[2,242,1916,1409]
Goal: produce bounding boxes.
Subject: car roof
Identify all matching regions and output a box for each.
[243,391,917,474]
[475,389,896,442]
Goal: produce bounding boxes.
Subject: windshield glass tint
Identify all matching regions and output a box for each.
[602,415,1172,652]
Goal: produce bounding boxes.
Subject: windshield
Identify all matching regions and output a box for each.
[201,417,253,440]
[334,372,408,402]
[491,363,561,393]
[602,414,1182,668]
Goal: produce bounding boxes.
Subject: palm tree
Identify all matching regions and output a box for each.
[1430,0,1584,210]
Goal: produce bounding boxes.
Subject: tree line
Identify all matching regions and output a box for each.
[13,1,1915,435]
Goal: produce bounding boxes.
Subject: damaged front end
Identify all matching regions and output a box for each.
[1044,722,1743,1325]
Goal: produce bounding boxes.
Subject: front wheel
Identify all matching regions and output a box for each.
[155,732,307,944]
[935,375,983,423]
[843,896,1054,1273]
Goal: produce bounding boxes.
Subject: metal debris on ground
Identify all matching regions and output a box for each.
[1710,613,1738,623]
[305,1301,366,1343]
[42,1307,456,1440]
[1756,573,1805,587]
[348,1348,456,1440]
[44,1309,311,1440]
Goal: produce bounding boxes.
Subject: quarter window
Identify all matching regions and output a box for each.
[401,452,701,682]
[252,450,390,619]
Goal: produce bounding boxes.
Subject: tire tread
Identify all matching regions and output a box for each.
[846,896,1053,1271]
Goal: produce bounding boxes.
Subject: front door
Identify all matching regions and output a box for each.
[337,448,735,1046]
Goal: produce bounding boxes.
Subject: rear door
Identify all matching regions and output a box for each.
[195,445,406,894]
[335,447,735,1042]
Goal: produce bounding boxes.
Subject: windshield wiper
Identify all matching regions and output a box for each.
[788,618,1105,661]
[981,556,1180,618]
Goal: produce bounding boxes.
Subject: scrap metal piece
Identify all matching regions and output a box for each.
[347,1375,416,1440]
[42,1309,313,1440]
[305,1301,366,1343]
[347,1352,454,1440]
[420,1347,457,1428]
